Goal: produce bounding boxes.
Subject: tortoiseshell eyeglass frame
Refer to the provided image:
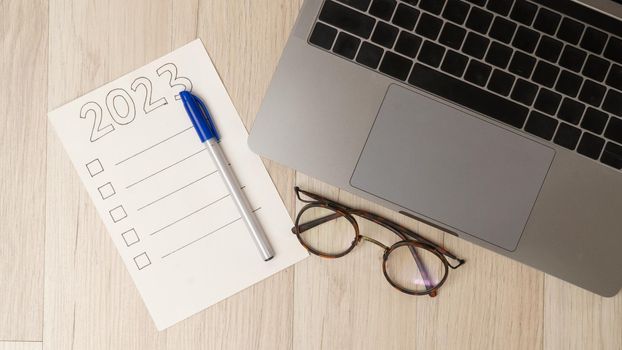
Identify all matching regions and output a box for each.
[292,187,465,297]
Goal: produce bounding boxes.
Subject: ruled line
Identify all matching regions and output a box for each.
[125,148,206,189]
[136,170,219,211]
[149,194,230,236]
[161,217,243,259]
[115,126,193,166]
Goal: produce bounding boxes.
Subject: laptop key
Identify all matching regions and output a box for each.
[464,0,485,6]
[580,55,609,82]
[369,0,397,21]
[408,63,529,128]
[356,41,385,68]
[333,32,361,59]
[602,90,622,117]
[532,61,559,88]
[462,32,490,59]
[604,37,622,64]
[578,80,606,107]
[581,108,609,134]
[335,0,372,11]
[554,123,582,150]
[535,36,563,63]
[511,78,539,106]
[442,0,470,25]
[557,17,584,45]
[439,22,467,50]
[534,88,562,116]
[419,0,446,15]
[465,60,492,86]
[510,0,537,26]
[392,3,420,30]
[512,26,540,53]
[558,98,586,125]
[601,142,622,169]
[309,22,338,50]
[486,0,513,16]
[606,64,622,90]
[372,21,400,48]
[441,50,469,77]
[577,133,605,159]
[395,31,423,58]
[379,51,413,80]
[605,116,622,143]
[508,51,535,78]
[320,1,376,39]
[559,46,586,73]
[580,27,608,55]
[555,70,583,98]
[489,17,517,44]
[525,111,558,140]
[488,69,515,96]
[485,42,512,69]
[533,8,561,36]
[415,12,444,40]
[418,40,446,67]
[465,6,493,34]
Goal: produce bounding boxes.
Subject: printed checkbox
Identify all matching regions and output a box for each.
[98,182,116,200]
[121,228,140,247]
[109,205,127,223]
[134,253,151,270]
[86,159,104,177]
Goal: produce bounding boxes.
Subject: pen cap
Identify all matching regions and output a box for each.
[180,91,219,142]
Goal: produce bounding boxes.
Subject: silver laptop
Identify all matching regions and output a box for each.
[248,0,622,296]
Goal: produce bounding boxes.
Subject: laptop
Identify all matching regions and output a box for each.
[248,0,622,296]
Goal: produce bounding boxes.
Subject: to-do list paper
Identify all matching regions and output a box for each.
[49,40,308,330]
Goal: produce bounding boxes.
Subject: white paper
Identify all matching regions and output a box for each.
[49,40,308,330]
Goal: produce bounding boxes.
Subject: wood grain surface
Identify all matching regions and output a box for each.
[0,342,42,350]
[1,0,620,349]
[0,0,47,341]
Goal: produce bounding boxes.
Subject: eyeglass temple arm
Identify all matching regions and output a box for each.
[404,244,437,293]
[295,187,353,211]
[295,186,332,203]
[291,212,344,234]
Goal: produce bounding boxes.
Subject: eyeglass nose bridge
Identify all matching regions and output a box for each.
[359,235,390,252]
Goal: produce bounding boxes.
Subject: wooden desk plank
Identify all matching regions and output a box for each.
[0,0,47,341]
[436,235,543,350]
[0,342,42,350]
[45,1,174,349]
[544,276,622,350]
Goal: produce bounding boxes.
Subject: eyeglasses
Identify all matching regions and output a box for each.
[292,187,465,297]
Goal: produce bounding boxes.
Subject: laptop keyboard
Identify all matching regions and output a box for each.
[308,0,622,170]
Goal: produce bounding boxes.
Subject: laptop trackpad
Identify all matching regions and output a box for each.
[350,85,555,251]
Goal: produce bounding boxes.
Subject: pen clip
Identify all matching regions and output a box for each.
[193,95,220,142]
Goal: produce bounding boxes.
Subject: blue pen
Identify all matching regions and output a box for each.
[180,91,275,261]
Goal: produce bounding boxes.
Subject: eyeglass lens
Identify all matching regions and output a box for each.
[385,244,445,293]
[297,205,357,256]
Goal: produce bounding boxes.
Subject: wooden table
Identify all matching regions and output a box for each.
[1,1,620,349]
